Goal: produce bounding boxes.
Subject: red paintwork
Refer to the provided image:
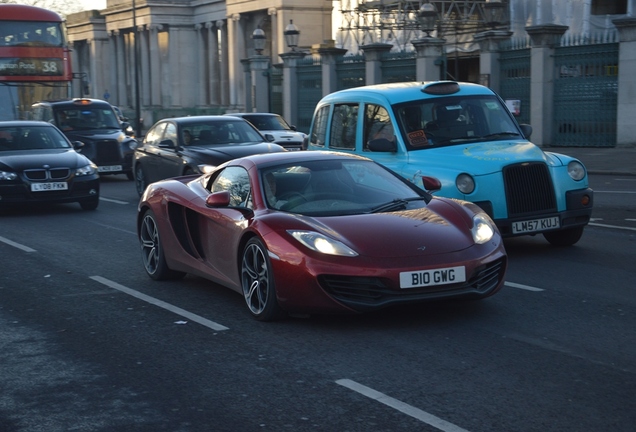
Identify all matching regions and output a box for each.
[138,152,507,315]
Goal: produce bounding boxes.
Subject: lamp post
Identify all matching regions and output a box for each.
[132,0,141,138]
[284,20,300,51]
[417,3,438,37]
[252,26,266,56]
[484,0,506,29]
[249,27,269,112]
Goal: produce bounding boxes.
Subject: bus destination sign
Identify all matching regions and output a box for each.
[0,58,64,76]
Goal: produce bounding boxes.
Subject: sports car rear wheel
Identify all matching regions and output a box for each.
[241,237,284,321]
[140,209,186,280]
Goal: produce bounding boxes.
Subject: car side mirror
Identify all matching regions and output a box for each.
[367,138,396,152]
[289,125,297,131]
[421,176,442,193]
[206,190,231,207]
[158,139,176,148]
[72,141,85,151]
[519,124,532,139]
[264,133,276,142]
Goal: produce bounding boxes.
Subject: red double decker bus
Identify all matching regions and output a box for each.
[0,4,72,120]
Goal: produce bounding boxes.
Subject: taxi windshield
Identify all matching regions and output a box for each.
[394,95,521,150]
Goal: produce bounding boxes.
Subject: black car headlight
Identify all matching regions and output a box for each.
[76,164,97,177]
[0,171,17,181]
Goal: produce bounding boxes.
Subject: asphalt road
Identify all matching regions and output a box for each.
[0,174,634,432]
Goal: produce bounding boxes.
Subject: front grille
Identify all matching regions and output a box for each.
[319,258,506,311]
[503,162,556,217]
[24,168,71,181]
[95,140,122,164]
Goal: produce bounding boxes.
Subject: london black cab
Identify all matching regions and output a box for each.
[31,98,137,180]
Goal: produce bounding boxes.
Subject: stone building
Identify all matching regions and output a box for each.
[66,0,333,130]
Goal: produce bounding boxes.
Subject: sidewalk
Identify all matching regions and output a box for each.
[549,146,636,176]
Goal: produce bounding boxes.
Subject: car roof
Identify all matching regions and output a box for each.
[0,120,57,128]
[318,81,496,106]
[32,98,113,108]
[225,113,279,117]
[157,115,249,125]
[230,150,372,169]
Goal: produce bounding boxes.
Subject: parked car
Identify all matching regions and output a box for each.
[133,115,286,196]
[137,151,507,321]
[30,98,137,180]
[225,112,306,151]
[111,105,135,137]
[305,81,594,246]
[0,121,100,210]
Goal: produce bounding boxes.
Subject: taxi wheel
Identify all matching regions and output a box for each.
[135,165,147,196]
[543,226,584,247]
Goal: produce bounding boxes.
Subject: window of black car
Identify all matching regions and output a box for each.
[243,115,287,131]
[0,126,71,151]
[330,104,359,150]
[144,123,167,146]
[209,166,251,207]
[164,123,178,147]
[394,95,519,149]
[309,105,329,147]
[189,121,263,145]
[54,106,120,130]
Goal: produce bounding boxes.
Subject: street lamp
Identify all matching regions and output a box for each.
[484,0,506,29]
[251,26,266,55]
[284,20,300,51]
[417,3,438,37]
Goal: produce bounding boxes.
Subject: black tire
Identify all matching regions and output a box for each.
[139,209,186,280]
[543,226,584,247]
[135,164,147,196]
[79,197,99,211]
[241,237,285,321]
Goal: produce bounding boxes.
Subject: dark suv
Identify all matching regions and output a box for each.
[31,98,137,180]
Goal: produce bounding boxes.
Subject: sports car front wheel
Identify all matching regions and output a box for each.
[241,238,285,321]
[139,209,186,280]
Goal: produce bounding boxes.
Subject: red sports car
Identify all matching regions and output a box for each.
[137,151,507,321]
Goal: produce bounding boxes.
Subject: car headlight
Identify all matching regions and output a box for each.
[567,161,586,181]
[197,164,215,174]
[288,230,358,256]
[76,164,97,176]
[472,213,495,244]
[0,171,18,181]
[128,140,138,150]
[456,173,475,194]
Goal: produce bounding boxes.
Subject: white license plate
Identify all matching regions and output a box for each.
[400,266,466,289]
[98,165,122,172]
[31,182,68,192]
[512,216,560,234]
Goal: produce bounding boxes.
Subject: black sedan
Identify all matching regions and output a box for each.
[133,116,286,196]
[0,121,100,210]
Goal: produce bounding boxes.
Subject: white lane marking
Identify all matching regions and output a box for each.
[0,236,37,253]
[505,282,544,292]
[90,276,229,331]
[99,197,130,204]
[336,379,470,432]
[589,222,636,232]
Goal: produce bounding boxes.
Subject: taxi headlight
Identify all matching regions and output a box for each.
[568,161,586,181]
[197,164,215,174]
[76,164,97,176]
[456,173,475,194]
[472,213,495,244]
[288,230,358,256]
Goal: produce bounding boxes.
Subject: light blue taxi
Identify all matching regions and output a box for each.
[305,81,593,246]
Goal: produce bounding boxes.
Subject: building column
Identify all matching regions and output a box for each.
[360,43,392,85]
[149,24,162,107]
[218,20,229,106]
[249,55,270,112]
[115,31,126,106]
[316,44,347,96]
[411,36,445,81]
[196,24,206,106]
[108,32,118,105]
[139,25,151,107]
[228,14,245,109]
[206,22,220,106]
[526,24,568,147]
[612,17,636,147]
[268,8,278,65]
[280,51,306,127]
[474,29,513,93]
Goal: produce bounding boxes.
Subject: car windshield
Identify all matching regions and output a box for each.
[261,158,429,216]
[242,115,289,131]
[393,95,521,150]
[189,120,264,145]
[55,107,121,131]
[0,125,72,151]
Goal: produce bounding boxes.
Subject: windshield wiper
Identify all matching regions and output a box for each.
[368,197,427,214]
[478,132,521,140]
